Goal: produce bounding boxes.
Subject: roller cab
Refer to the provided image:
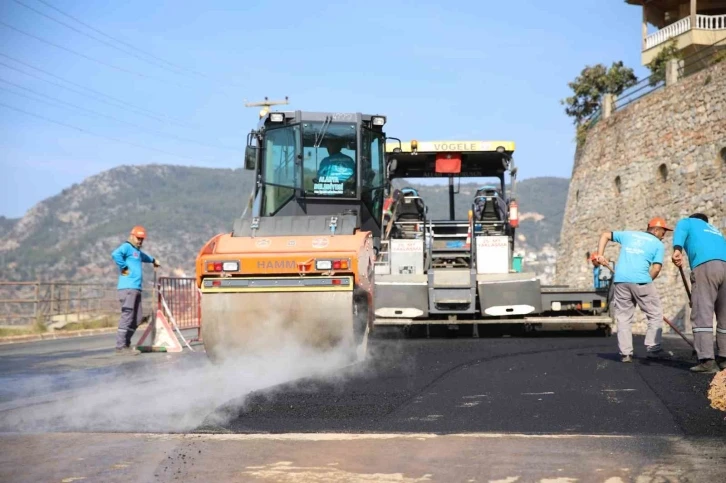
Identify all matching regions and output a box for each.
[195,110,388,362]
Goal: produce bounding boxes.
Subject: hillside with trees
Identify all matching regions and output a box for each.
[0,164,569,284]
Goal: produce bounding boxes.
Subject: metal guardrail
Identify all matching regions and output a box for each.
[0,280,153,327]
[613,74,664,111]
[1,277,202,344]
[583,36,726,126]
[677,36,726,76]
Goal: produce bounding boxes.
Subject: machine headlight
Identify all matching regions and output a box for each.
[372,116,386,126]
[222,261,239,271]
[270,113,284,122]
[316,260,332,270]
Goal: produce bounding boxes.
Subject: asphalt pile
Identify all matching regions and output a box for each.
[708,370,726,412]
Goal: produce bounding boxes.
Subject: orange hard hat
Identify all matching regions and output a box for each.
[648,217,672,231]
[130,225,147,238]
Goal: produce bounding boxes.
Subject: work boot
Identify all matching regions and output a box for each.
[621,354,633,363]
[717,357,726,370]
[690,359,719,373]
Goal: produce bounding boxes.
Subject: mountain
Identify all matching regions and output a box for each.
[0,216,19,235]
[392,177,569,253]
[0,164,253,282]
[0,164,569,283]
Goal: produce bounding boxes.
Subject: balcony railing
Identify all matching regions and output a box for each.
[645,14,726,50]
[697,13,726,30]
[645,17,690,50]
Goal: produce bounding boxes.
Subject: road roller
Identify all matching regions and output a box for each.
[195,109,389,363]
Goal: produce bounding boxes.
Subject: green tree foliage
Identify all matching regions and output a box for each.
[646,39,681,86]
[561,61,638,125]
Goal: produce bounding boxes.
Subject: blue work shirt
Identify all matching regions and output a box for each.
[672,218,726,269]
[318,153,355,182]
[612,231,664,284]
[111,241,155,291]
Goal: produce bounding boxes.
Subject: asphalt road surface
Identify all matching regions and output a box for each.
[1,327,725,482]
[211,328,726,438]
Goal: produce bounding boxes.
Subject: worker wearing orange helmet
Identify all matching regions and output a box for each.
[592,217,672,363]
[110,225,160,355]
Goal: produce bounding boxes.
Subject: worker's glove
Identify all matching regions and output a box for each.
[121,268,129,276]
[589,252,602,266]
[671,250,683,267]
[153,259,161,268]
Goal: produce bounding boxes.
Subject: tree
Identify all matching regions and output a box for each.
[646,39,681,86]
[561,61,638,125]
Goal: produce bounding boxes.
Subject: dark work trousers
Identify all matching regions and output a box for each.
[117,289,142,349]
[690,259,726,361]
[612,282,664,356]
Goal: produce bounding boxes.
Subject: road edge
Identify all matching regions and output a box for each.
[0,324,147,346]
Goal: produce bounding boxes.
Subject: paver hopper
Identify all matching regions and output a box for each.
[195,110,389,363]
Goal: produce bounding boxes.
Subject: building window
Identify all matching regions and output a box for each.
[614,176,622,194]
[658,164,668,182]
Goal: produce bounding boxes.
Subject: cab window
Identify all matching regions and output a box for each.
[361,127,385,226]
[302,122,357,197]
[262,125,299,215]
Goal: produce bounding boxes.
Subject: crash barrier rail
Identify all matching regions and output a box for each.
[156,276,201,343]
[0,280,154,327]
[584,36,726,127]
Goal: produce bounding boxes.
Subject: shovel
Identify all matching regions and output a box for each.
[678,265,692,307]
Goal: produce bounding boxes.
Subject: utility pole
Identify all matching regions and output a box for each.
[244,96,289,118]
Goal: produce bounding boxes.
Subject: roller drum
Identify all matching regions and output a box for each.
[201,291,364,363]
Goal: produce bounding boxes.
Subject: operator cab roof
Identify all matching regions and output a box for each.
[256,110,386,130]
[385,140,515,178]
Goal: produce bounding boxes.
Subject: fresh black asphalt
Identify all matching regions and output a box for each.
[1,327,724,440]
[206,327,726,438]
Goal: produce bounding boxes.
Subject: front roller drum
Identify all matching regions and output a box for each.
[201,291,367,364]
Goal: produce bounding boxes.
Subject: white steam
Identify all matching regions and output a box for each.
[0,328,367,434]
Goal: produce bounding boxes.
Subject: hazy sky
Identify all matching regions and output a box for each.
[0,0,653,218]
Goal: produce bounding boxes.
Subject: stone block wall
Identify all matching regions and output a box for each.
[556,61,726,334]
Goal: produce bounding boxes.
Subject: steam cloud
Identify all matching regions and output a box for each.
[0,321,390,434]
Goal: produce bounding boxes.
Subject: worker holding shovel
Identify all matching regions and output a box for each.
[592,217,672,363]
[671,213,726,374]
[111,226,161,355]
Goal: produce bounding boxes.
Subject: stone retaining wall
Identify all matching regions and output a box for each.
[556,61,726,334]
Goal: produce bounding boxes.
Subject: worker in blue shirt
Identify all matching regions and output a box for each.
[316,138,356,196]
[111,225,160,355]
[593,217,671,363]
[671,213,726,373]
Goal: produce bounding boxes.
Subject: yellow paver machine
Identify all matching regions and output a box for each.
[373,140,613,336]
